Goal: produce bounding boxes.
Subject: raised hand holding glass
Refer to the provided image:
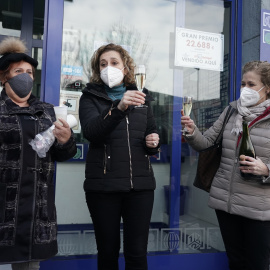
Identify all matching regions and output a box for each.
[135,64,147,108]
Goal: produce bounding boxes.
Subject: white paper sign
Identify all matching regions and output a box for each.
[175,28,224,71]
[59,90,82,133]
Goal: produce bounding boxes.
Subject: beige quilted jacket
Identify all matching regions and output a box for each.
[185,101,270,221]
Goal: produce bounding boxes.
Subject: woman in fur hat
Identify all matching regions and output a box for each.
[0,37,77,270]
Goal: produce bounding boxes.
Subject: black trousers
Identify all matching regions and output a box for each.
[85,190,154,270]
[216,209,270,270]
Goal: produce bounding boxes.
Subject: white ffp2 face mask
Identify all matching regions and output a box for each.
[240,86,265,107]
[100,66,124,88]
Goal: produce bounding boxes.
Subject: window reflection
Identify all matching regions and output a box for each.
[0,0,22,36]
[33,0,45,39]
[32,47,42,98]
[56,0,230,256]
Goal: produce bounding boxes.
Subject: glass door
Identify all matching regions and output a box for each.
[0,0,45,97]
[41,0,242,269]
[175,0,232,252]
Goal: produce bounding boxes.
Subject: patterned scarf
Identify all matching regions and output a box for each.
[231,98,270,135]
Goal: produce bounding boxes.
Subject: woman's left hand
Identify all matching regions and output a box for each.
[239,156,269,176]
[145,133,160,148]
[53,119,71,144]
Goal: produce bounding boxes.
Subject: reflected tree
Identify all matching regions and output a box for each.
[61,19,158,90]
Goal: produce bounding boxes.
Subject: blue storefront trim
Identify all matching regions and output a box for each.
[229,0,243,101]
[40,0,64,104]
[41,252,229,270]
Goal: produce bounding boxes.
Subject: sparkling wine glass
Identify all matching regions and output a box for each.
[182,96,193,135]
[134,64,147,108]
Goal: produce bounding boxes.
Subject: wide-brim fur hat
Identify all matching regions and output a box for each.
[0,37,38,71]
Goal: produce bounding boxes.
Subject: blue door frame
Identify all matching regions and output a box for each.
[40,0,64,104]
[0,0,43,48]
[40,0,242,269]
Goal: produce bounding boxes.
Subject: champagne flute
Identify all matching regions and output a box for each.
[134,64,147,108]
[182,96,193,135]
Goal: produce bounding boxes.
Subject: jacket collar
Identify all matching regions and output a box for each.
[249,106,270,125]
[230,100,270,122]
[1,88,44,114]
[83,83,111,100]
[83,83,154,101]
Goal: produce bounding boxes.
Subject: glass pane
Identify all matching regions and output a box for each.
[0,0,22,37]
[32,47,42,98]
[56,0,231,257]
[180,0,230,253]
[33,0,45,39]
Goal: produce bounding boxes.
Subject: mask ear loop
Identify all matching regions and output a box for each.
[256,86,266,103]
[2,75,9,87]
[258,86,265,93]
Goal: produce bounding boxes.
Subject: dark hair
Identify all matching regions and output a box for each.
[242,61,270,98]
[90,43,135,86]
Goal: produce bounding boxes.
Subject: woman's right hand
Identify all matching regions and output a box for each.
[117,90,146,111]
[53,119,72,144]
[181,109,196,135]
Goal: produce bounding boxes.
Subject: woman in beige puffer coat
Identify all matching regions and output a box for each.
[181,61,270,270]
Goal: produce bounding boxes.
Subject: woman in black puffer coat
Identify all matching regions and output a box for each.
[0,37,77,270]
[79,43,160,270]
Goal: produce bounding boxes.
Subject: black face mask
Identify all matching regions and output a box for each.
[6,73,33,98]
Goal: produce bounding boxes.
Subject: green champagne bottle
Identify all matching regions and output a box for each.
[239,121,256,178]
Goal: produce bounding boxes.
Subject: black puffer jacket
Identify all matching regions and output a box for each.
[79,83,159,192]
[0,90,77,264]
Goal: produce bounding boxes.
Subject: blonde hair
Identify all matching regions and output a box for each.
[243,61,270,98]
[90,43,135,86]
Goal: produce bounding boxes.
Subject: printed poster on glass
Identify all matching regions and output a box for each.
[175,27,224,72]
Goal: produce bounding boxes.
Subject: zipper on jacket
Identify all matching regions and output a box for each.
[15,115,24,248]
[104,104,115,120]
[126,116,133,189]
[104,144,107,174]
[227,132,240,213]
[29,116,39,260]
[16,114,37,260]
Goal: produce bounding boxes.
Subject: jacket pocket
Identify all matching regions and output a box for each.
[103,144,111,174]
[0,183,7,223]
[145,155,151,172]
